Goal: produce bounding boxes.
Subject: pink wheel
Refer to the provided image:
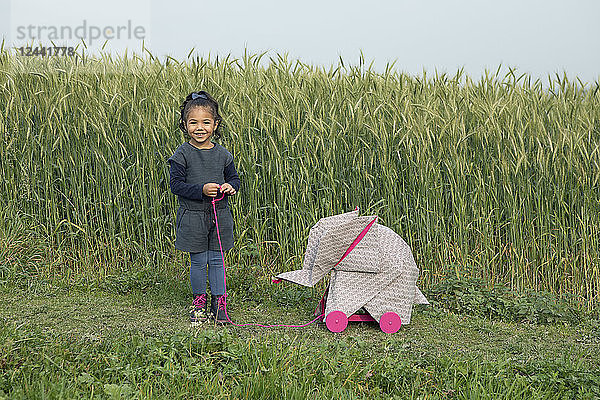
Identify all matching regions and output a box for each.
[379,312,401,333]
[325,311,348,333]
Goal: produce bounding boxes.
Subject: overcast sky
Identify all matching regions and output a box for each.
[2,0,599,83]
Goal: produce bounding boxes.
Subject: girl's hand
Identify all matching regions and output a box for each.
[203,183,221,197]
[220,183,237,195]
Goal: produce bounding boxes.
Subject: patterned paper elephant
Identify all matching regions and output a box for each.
[275,209,428,332]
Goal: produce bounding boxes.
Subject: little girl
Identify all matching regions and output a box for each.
[168,91,241,325]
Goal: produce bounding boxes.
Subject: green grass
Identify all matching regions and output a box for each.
[1,47,600,398]
[1,278,599,399]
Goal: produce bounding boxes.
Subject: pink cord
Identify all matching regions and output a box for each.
[211,186,325,328]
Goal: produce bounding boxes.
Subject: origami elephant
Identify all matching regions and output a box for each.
[275,209,428,333]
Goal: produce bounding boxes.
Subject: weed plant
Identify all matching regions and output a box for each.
[0,48,599,307]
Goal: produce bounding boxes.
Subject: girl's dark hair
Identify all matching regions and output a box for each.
[178,91,223,139]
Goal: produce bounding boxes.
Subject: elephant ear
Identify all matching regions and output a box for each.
[313,216,378,277]
[302,209,360,274]
[334,222,381,273]
[274,209,359,287]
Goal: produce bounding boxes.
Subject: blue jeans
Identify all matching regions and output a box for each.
[190,250,226,296]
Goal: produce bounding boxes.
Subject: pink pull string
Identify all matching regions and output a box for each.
[211,188,372,329]
[211,185,325,328]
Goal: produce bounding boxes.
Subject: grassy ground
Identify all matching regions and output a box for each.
[1,276,599,399]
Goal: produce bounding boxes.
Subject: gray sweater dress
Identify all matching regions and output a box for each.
[168,142,241,253]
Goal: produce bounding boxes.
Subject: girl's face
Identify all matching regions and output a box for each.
[186,106,219,149]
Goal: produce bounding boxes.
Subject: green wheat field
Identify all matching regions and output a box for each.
[1,46,599,399]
